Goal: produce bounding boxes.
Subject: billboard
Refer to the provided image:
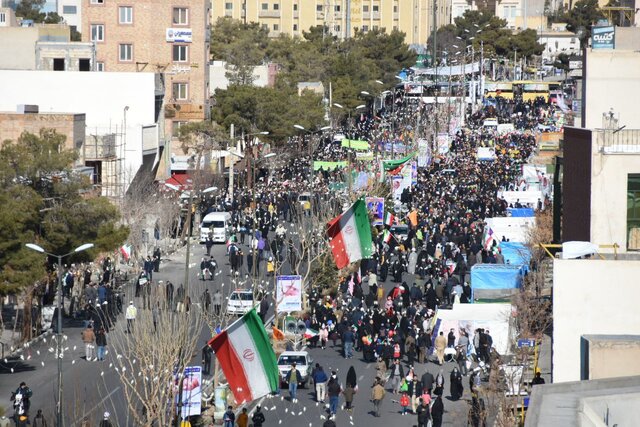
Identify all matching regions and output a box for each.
[276,275,302,313]
[591,26,615,49]
[179,366,202,418]
[166,28,193,43]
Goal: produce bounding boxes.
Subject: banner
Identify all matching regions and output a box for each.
[401,161,413,191]
[592,25,615,49]
[355,151,374,161]
[366,197,385,225]
[417,139,430,167]
[437,133,450,155]
[341,139,370,150]
[313,161,347,171]
[276,275,302,313]
[180,366,202,418]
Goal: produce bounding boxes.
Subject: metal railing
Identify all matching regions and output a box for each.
[596,128,640,154]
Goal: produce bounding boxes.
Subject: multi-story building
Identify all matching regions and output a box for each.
[212,0,450,45]
[57,0,83,33]
[82,0,210,140]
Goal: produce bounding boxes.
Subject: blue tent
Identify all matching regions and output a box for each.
[499,242,532,268]
[508,208,535,217]
[470,264,526,301]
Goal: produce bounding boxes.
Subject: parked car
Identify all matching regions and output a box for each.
[277,351,313,388]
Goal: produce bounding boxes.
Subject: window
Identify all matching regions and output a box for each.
[172,121,187,137]
[393,5,398,13]
[273,24,279,31]
[0,12,5,23]
[119,6,132,24]
[363,5,369,12]
[53,58,65,71]
[316,5,322,11]
[90,0,104,4]
[293,24,298,31]
[261,23,268,30]
[90,24,104,42]
[511,6,517,17]
[373,5,379,12]
[334,5,340,11]
[172,44,188,62]
[261,3,268,10]
[570,37,577,44]
[273,3,279,10]
[172,82,188,100]
[362,25,369,32]
[225,2,233,10]
[119,43,132,61]
[96,62,105,71]
[628,175,640,250]
[334,24,341,32]
[293,4,297,11]
[62,5,77,14]
[172,7,188,25]
[373,25,379,30]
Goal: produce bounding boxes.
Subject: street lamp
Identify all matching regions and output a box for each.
[26,242,94,427]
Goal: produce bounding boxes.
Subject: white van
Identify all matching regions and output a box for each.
[200,212,232,243]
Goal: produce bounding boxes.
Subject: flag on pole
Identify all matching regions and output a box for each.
[327,199,374,269]
[272,326,285,341]
[384,212,396,227]
[208,309,278,404]
[484,227,495,249]
[119,244,132,261]
[383,153,415,171]
[304,328,319,339]
[383,229,393,244]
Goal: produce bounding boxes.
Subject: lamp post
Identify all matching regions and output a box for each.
[26,242,94,427]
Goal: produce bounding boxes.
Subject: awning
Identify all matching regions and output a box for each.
[162,172,193,191]
[412,61,481,76]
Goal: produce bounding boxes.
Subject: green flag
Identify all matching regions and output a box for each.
[383,153,415,171]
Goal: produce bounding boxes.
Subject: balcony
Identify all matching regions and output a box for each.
[258,10,280,18]
[596,128,640,154]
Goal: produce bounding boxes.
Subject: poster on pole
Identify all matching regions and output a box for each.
[401,161,413,191]
[417,139,430,168]
[180,366,202,418]
[392,175,409,201]
[437,133,450,155]
[366,197,385,226]
[276,275,302,313]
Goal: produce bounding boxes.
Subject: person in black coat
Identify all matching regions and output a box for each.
[431,395,444,427]
[450,367,463,400]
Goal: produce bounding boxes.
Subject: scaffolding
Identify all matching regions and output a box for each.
[85,123,126,201]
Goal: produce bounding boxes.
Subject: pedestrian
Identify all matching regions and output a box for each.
[222,406,235,427]
[318,324,329,349]
[285,362,301,401]
[12,382,32,416]
[370,379,385,418]
[251,406,265,427]
[431,394,445,427]
[376,357,387,381]
[236,408,248,427]
[450,367,463,400]
[213,289,222,316]
[416,397,431,427]
[343,327,355,358]
[327,371,341,415]
[343,383,355,411]
[389,359,404,394]
[99,411,113,427]
[312,364,328,403]
[434,370,445,396]
[32,409,48,427]
[95,326,107,361]
[81,324,96,361]
[125,301,136,333]
[435,331,447,365]
[399,391,410,415]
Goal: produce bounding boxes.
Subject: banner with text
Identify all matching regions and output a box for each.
[276,275,302,313]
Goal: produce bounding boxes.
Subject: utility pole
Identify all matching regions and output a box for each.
[432,0,439,143]
[346,0,351,39]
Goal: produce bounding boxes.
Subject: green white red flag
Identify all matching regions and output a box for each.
[327,199,374,269]
[208,309,278,404]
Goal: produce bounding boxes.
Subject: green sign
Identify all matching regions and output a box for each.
[341,139,370,151]
[313,161,347,171]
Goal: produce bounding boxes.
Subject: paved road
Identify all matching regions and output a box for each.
[0,236,275,425]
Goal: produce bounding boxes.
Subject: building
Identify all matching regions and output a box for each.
[57,0,82,33]
[525,376,640,426]
[209,60,278,93]
[0,70,162,198]
[0,6,18,26]
[0,12,95,71]
[212,0,451,45]
[81,0,211,140]
[0,109,86,156]
[539,24,579,60]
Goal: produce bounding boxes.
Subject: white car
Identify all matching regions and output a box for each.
[277,351,313,388]
[227,289,255,316]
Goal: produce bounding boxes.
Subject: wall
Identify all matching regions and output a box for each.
[584,337,640,380]
[540,32,579,59]
[584,49,640,130]
[590,132,640,251]
[553,259,640,383]
[562,127,592,242]
[0,70,157,189]
[57,0,82,32]
[0,27,38,69]
[209,61,272,93]
[0,112,85,155]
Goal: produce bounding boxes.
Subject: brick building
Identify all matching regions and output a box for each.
[82,0,210,140]
[0,110,86,160]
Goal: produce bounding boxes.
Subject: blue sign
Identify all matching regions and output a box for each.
[592,26,615,49]
[517,338,536,348]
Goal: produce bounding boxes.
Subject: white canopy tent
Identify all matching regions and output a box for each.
[485,216,536,244]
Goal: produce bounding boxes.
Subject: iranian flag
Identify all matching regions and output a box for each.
[384,212,396,227]
[327,199,374,269]
[208,309,278,404]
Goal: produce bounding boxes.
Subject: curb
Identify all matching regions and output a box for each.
[5,328,53,359]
